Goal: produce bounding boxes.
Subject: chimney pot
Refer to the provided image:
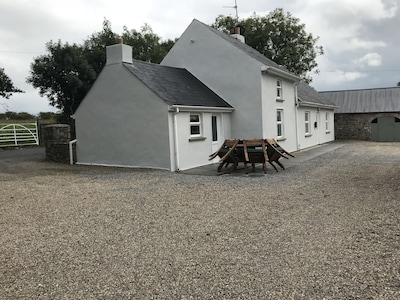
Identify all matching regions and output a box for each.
[229,25,245,43]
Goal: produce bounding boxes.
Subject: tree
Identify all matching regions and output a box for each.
[121,23,175,63]
[27,19,176,123]
[0,67,23,99]
[212,9,324,83]
[27,41,97,122]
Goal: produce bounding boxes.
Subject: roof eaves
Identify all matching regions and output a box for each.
[169,105,234,112]
[262,66,300,82]
[298,100,338,109]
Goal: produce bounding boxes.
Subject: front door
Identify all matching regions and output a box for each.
[211,114,222,161]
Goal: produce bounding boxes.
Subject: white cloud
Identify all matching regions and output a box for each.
[312,69,368,91]
[355,52,382,67]
[346,38,386,51]
[292,0,397,54]
[1,0,399,112]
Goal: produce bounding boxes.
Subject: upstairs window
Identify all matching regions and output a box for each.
[276,79,282,99]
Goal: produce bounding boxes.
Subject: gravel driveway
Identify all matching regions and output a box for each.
[1,141,399,299]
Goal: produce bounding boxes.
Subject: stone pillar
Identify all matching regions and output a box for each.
[43,124,71,163]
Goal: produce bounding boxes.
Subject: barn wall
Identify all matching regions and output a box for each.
[334,112,400,141]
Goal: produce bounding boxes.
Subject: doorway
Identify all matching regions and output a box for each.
[371,116,400,142]
[211,114,222,160]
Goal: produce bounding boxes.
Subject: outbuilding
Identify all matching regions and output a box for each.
[321,87,400,142]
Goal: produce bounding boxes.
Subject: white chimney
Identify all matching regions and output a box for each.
[106,38,133,65]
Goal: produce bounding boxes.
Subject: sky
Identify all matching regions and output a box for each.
[0,0,399,115]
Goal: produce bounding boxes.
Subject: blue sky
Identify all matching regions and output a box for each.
[0,0,399,114]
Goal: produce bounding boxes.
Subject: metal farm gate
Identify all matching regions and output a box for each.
[0,122,39,147]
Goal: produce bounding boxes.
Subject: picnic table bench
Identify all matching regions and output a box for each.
[209,138,295,174]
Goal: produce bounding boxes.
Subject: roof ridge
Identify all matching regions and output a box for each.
[320,86,400,93]
[191,19,294,75]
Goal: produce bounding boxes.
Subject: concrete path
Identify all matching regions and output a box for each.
[0,142,345,176]
[180,141,345,176]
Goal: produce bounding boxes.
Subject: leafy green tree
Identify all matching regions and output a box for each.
[0,67,23,99]
[27,19,176,123]
[27,41,97,122]
[121,23,175,63]
[16,112,36,120]
[82,19,118,76]
[4,111,18,120]
[39,111,59,120]
[212,9,324,83]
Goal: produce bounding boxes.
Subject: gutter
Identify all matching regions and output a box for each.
[172,107,180,171]
[294,82,300,151]
[169,105,234,112]
[261,65,300,82]
[298,101,338,110]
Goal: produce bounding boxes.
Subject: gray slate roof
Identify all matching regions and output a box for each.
[320,87,400,113]
[124,60,232,108]
[297,82,336,108]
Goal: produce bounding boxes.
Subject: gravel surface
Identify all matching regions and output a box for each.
[1,141,399,299]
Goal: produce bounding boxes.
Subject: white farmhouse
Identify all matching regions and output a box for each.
[74,19,335,171]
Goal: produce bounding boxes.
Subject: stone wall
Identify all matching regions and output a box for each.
[43,124,74,164]
[334,112,400,140]
[334,113,371,140]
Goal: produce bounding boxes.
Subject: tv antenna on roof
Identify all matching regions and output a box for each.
[223,0,239,23]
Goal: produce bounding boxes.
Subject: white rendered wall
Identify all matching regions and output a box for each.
[168,111,232,171]
[162,21,264,139]
[75,63,171,169]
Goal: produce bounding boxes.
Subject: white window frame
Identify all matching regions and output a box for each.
[325,112,330,132]
[276,79,282,100]
[189,114,202,137]
[305,111,311,136]
[277,109,284,139]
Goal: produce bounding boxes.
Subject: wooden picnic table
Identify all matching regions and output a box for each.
[209,138,295,174]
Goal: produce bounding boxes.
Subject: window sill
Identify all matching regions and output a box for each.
[305,134,312,137]
[276,98,285,102]
[325,131,331,134]
[276,137,286,141]
[189,136,206,142]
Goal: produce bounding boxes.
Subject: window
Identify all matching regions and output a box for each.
[190,114,201,136]
[305,111,310,135]
[276,79,282,99]
[325,112,329,132]
[211,115,218,142]
[277,109,284,138]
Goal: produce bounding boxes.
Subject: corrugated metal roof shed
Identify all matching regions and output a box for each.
[320,87,400,113]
